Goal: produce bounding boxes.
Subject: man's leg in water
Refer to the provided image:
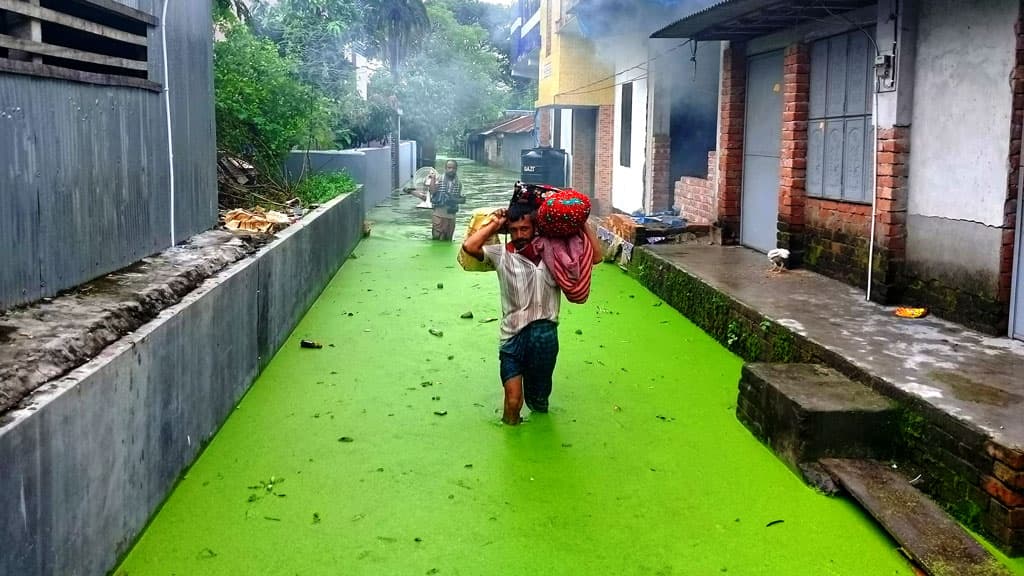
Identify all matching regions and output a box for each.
[440,216,456,241]
[523,321,558,413]
[499,334,526,425]
[502,376,524,425]
[431,214,444,240]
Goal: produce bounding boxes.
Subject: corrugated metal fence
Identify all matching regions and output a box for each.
[0,0,216,310]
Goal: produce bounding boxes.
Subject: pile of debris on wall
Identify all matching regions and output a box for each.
[222,206,293,234]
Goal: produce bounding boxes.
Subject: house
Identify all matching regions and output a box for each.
[560,0,721,215]
[528,0,616,210]
[466,113,537,173]
[654,0,1024,342]
[0,0,216,310]
[527,0,722,215]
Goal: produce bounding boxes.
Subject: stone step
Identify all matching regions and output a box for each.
[737,363,898,478]
[821,458,1012,576]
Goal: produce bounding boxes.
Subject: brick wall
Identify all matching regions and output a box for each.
[718,43,746,244]
[983,443,1024,555]
[779,44,809,266]
[594,104,615,215]
[675,152,717,224]
[648,134,672,213]
[572,113,596,198]
[803,126,908,299]
[999,19,1024,309]
[873,127,910,302]
[539,108,552,147]
[804,199,872,287]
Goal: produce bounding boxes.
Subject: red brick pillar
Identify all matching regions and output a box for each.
[572,127,595,198]
[779,44,809,264]
[998,18,1024,316]
[873,127,910,302]
[539,108,552,147]
[647,134,672,212]
[594,104,615,215]
[717,43,746,244]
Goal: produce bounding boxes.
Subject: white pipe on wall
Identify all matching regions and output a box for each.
[866,89,879,302]
[162,0,176,246]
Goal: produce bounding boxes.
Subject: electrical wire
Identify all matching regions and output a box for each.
[552,39,693,98]
[555,74,648,100]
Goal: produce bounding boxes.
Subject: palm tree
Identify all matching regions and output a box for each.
[214,0,252,23]
[365,0,430,191]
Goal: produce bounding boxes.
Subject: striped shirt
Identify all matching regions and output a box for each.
[483,243,561,341]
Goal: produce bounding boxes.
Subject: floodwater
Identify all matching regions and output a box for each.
[114,160,1020,575]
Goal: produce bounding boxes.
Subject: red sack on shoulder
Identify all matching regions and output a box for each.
[537,189,591,238]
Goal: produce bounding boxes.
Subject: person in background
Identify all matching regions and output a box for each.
[408,159,465,241]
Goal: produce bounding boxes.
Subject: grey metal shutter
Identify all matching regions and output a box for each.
[807,31,874,203]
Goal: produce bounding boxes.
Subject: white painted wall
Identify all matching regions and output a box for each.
[558,109,573,151]
[613,77,648,213]
[908,0,1016,226]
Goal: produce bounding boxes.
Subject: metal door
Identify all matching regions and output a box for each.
[741,50,784,253]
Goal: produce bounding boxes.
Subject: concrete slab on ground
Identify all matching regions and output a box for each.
[822,458,1012,576]
[648,243,1024,452]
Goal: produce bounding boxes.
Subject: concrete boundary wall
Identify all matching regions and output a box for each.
[0,191,365,576]
[286,142,418,208]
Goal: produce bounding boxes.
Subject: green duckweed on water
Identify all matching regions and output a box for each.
[115,161,1023,576]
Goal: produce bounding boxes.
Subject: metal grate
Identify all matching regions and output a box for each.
[0,0,158,91]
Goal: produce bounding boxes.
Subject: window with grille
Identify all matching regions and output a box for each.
[806,30,875,203]
[0,0,158,90]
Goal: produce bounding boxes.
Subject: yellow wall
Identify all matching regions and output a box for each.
[536,0,614,108]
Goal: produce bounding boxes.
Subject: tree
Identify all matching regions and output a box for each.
[364,0,430,190]
[214,23,332,183]
[248,0,366,149]
[214,0,251,23]
[365,0,514,161]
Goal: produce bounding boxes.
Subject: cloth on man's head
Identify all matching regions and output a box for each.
[506,202,536,224]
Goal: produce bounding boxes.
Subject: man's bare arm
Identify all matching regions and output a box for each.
[583,222,603,265]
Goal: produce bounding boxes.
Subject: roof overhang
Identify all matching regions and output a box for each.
[652,0,876,41]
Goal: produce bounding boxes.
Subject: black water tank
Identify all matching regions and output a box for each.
[521,147,568,188]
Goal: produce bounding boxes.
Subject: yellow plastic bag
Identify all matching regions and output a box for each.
[458,207,502,272]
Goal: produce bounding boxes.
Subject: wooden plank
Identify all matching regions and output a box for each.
[0,58,161,91]
[821,458,1012,576]
[68,0,158,26]
[0,0,148,46]
[0,34,147,71]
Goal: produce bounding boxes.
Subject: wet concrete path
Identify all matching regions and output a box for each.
[116,162,946,575]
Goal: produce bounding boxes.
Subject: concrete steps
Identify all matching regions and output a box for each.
[737,363,897,487]
[821,458,1011,576]
[737,363,1013,575]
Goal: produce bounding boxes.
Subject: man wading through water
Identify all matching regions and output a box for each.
[408,159,465,241]
[461,203,602,425]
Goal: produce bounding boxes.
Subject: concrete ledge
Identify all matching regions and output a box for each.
[0,191,364,576]
[629,244,1024,556]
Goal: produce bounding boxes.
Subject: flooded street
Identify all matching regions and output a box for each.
[115,160,933,575]
[371,159,520,243]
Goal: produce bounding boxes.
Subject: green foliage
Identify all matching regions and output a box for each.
[214,0,523,172]
[249,0,367,149]
[367,0,515,152]
[293,172,359,205]
[363,0,431,74]
[214,23,333,180]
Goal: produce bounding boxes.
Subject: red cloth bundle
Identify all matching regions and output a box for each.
[539,232,594,304]
[537,189,591,238]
